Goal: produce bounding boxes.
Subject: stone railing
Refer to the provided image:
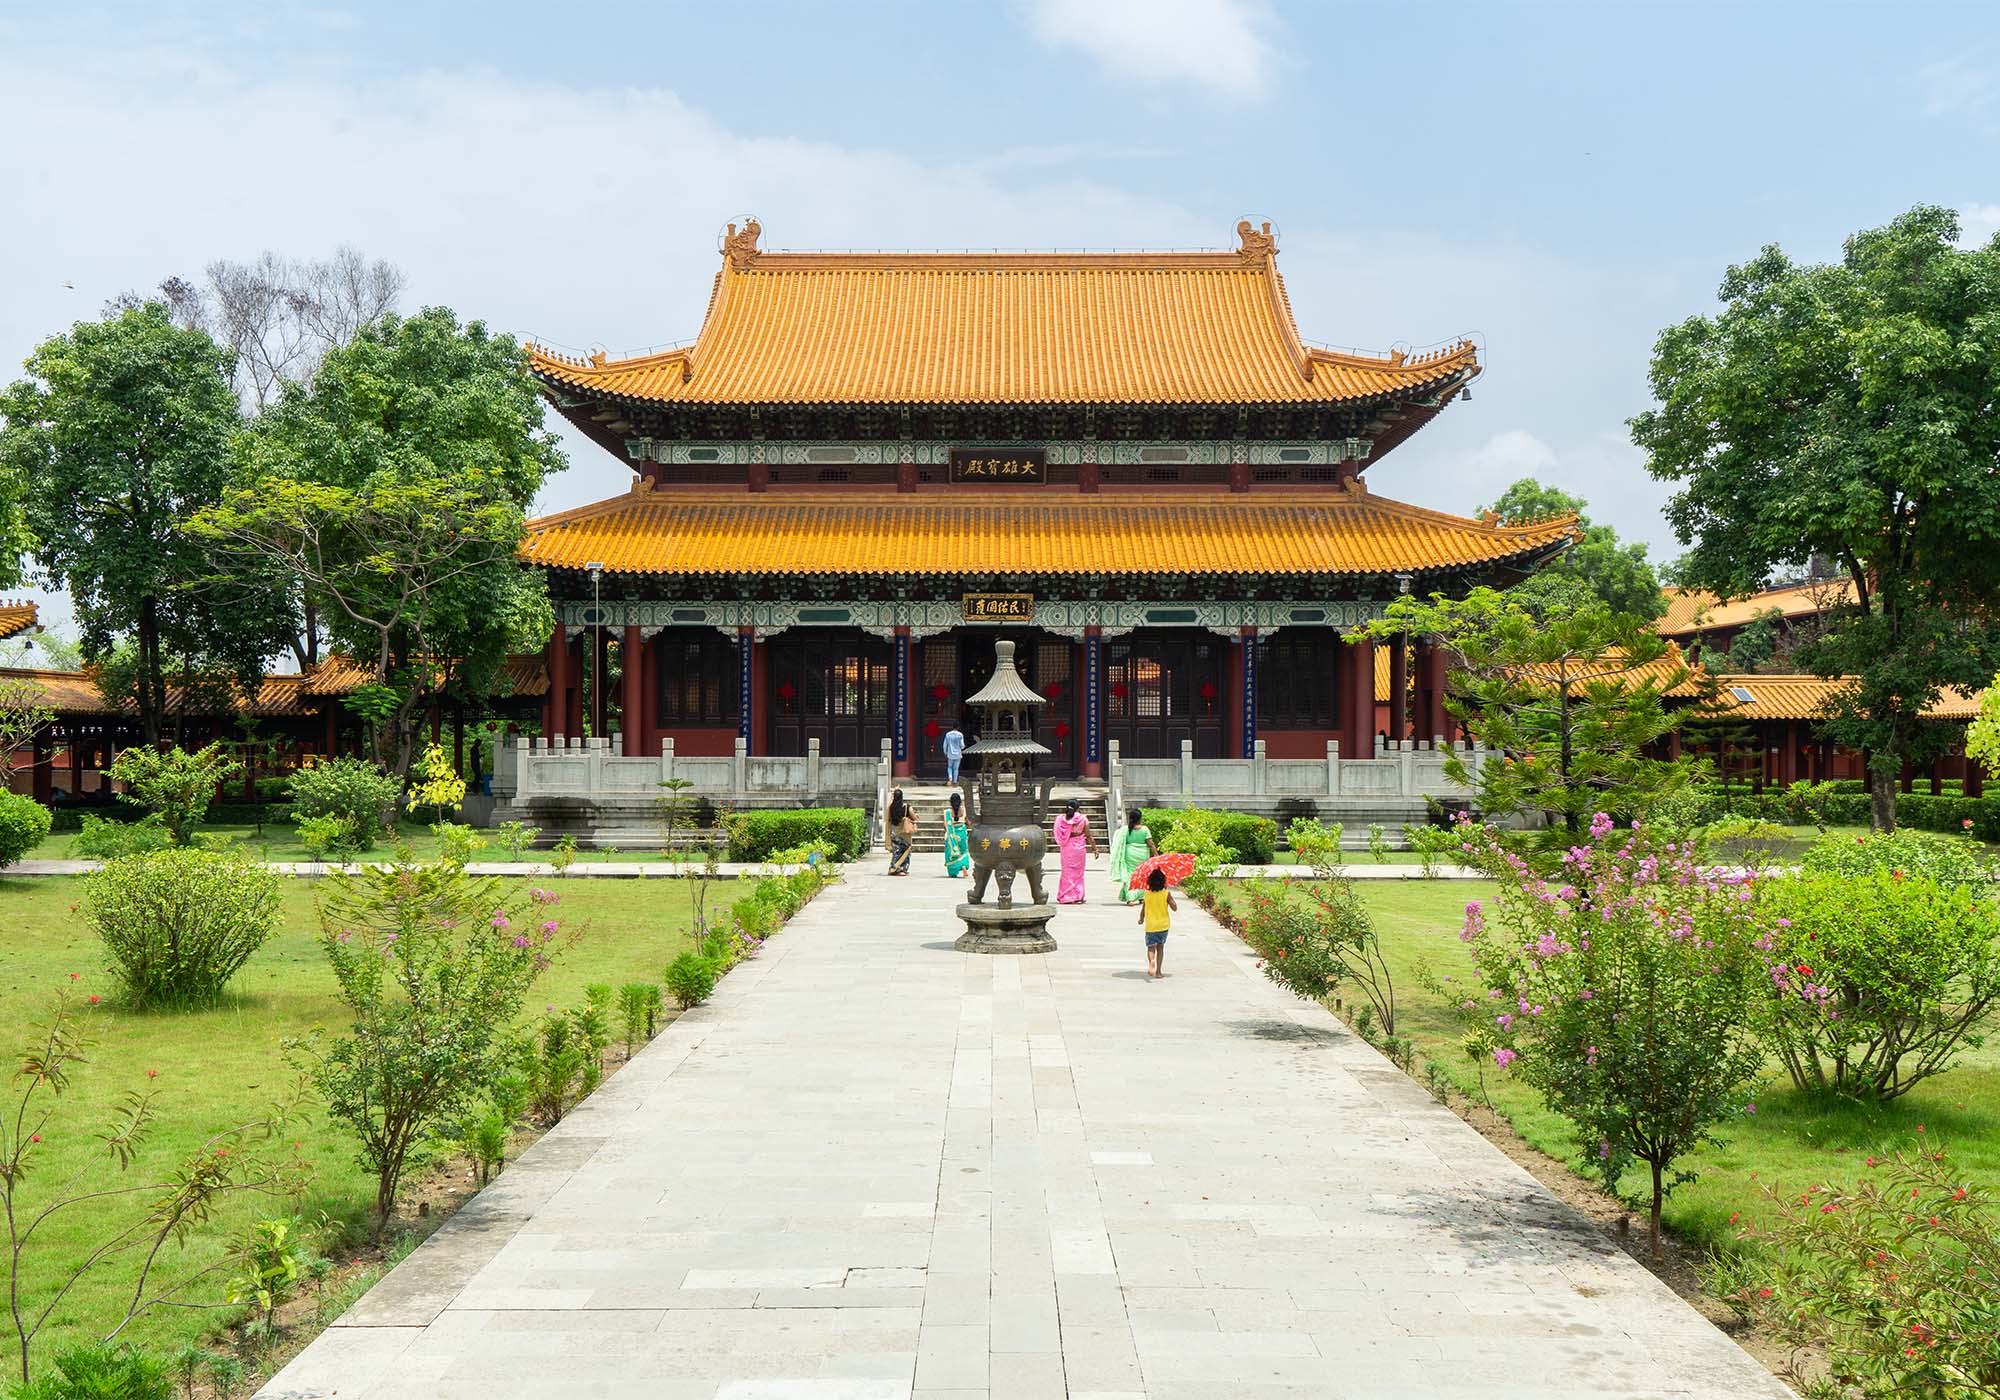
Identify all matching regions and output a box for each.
[1108,735,1486,818]
[492,736,887,813]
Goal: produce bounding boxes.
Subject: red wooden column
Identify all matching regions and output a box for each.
[566,635,585,738]
[639,630,660,756]
[621,624,644,755]
[1339,634,1375,761]
[1414,638,1449,743]
[1387,632,1409,742]
[546,628,569,738]
[1967,759,1985,798]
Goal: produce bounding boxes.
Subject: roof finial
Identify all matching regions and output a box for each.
[722,218,763,268]
[1235,219,1278,260]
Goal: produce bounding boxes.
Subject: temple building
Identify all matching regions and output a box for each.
[521,220,1576,787]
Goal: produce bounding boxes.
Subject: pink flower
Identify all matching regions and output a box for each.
[1744,1102,1757,1115]
[1492,1047,1518,1068]
[541,920,558,935]
[491,914,510,930]
[512,935,529,948]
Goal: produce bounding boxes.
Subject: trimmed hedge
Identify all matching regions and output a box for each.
[1894,792,2000,842]
[49,800,292,833]
[1138,808,1278,865]
[0,792,52,867]
[1693,783,2000,839]
[728,808,868,862]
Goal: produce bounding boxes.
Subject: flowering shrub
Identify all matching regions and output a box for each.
[1759,871,2000,1099]
[85,848,283,1008]
[1235,876,1396,1032]
[1735,1140,1999,1399]
[1451,812,1772,1258]
[286,756,401,850]
[1801,826,1988,888]
[1160,807,1232,897]
[288,858,566,1221]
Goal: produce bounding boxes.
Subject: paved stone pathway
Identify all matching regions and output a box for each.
[260,865,1791,1400]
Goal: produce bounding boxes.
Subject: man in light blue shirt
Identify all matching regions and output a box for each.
[942,722,966,784]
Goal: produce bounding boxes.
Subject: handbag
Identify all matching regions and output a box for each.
[899,812,919,837]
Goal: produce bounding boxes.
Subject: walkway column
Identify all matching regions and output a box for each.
[1968,758,1985,798]
[1388,632,1409,741]
[1082,626,1103,779]
[892,627,912,779]
[621,624,643,756]
[546,628,569,738]
[1339,634,1375,761]
[1240,627,1259,760]
[737,628,755,754]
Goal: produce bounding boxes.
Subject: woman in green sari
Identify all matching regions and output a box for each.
[1108,806,1156,904]
[943,790,971,879]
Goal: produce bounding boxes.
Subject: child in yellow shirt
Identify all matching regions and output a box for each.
[1137,866,1177,979]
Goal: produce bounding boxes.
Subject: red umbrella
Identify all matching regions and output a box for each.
[1128,851,1198,891]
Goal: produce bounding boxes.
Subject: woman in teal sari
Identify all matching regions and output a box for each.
[1108,806,1156,904]
[943,790,971,879]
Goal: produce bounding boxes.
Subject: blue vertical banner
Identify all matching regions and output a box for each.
[1242,631,1258,756]
[737,630,752,746]
[1085,632,1102,763]
[893,631,909,764]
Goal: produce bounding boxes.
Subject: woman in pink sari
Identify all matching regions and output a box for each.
[1053,797,1097,904]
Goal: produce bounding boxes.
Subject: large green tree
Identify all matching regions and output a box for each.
[1479,477,1663,618]
[191,308,562,778]
[1632,206,2000,829]
[0,305,291,743]
[1356,588,1700,839]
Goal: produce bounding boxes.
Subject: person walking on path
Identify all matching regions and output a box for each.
[886,788,916,876]
[942,790,971,879]
[1108,806,1155,905]
[1052,797,1096,903]
[941,721,966,785]
[1138,865,1176,978]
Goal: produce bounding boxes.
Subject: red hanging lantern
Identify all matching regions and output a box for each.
[924,719,941,740]
[1044,680,1062,699]
[1053,719,1071,740]
[1108,681,1127,700]
[775,680,796,702]
[1199,681,1218,701]
[930,683,951,702]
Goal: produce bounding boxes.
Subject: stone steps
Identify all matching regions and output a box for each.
[897,787,1107,853]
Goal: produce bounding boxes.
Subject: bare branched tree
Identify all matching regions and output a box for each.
[106,247,404,411]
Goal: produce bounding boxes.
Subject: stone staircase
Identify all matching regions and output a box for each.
[899,784,1108,854]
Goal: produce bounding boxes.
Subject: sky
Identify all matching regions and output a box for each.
[2,0,1998,640]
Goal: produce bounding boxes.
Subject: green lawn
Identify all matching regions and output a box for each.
[29,820,729,864]
[0,872,718,1375]
[1219,879,2000,1252]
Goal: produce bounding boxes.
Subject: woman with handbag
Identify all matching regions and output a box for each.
[886,788,916,875]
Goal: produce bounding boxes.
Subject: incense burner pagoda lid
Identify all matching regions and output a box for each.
[965,640,1047,709]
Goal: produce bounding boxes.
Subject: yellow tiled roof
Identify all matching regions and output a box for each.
[0,600,37,641]
[527,223,1479,407]
[0,657,548,718]
[1658,579,1856,636]
[1705,673,1981,722]
[522,487,1576,579]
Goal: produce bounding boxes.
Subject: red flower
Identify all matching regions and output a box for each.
[1795,964,1812,977]
[86,995,100,1005]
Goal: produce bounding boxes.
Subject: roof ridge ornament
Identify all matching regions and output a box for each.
[722,218,763,268]
[1235,219,1278,260]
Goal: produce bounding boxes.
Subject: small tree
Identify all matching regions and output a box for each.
[85,848,282,1008]
[289,857,565,1224]
[1355,588,1702,839]
[1451,814,1770,1259]
[2,989,309,1385]
[0,675,54,772]
[1480,477,1664,618]
[107,742,240,845]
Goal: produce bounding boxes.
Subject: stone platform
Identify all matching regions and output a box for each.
[954,901,1059,954]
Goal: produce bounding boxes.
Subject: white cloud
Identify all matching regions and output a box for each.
[1023,0,1272,97]
[1960,203,2000,248]
[0,36,1213,638]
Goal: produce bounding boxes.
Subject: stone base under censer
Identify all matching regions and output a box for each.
[954,902,1059,955]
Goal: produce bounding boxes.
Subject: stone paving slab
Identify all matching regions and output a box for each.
[258,866,1792,1399]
